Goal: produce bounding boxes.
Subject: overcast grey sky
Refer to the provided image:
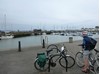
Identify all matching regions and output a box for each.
[0,0,99,31]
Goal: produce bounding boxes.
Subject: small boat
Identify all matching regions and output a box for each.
[88,32,93,36]
[0,33,14,40]
[0,14,14,40]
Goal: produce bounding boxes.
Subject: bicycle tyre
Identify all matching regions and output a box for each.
[75,52,84,68]
[34,58,48,71]
[59,55,75,68]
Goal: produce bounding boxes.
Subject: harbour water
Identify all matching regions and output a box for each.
[0,34,99,51]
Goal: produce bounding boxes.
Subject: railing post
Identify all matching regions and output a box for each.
[18,41,21,52]
[45,36,48,46]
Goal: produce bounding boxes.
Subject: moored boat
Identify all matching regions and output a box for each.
[0,34,14,40]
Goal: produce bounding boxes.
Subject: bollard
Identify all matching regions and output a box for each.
[69,37,73,43]
[42,39,45,48]
[18,41,21,52]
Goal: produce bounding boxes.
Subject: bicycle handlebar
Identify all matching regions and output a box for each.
[78,44,99,53]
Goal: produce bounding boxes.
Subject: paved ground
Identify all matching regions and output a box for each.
[0,39,99,74]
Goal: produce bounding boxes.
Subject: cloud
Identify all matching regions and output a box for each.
[0,0,99,30]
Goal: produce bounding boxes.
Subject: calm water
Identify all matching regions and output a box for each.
[0,34,99,51]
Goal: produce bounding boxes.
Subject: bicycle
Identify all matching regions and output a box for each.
[34,44,75,72]
[48,44,75,71]
[75,45,99,74]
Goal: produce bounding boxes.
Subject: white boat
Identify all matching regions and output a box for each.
[0,14,14,40]
[88,32,93,36]
[0,34,14,40]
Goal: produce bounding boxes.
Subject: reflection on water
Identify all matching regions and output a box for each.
[0,35,99,51]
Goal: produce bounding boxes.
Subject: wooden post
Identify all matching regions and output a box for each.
[18,41,21,52]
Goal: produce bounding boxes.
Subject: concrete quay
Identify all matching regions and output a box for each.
[0,39,99,74]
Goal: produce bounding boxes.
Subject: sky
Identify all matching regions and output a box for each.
[0,0,99,31]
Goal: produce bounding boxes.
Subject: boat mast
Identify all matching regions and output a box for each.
[4,14,6,32]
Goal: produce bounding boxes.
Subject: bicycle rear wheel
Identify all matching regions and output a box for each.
[34,58,48,71]
[75,52,84,67]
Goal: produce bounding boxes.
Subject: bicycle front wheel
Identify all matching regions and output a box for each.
[59,55,75,68]
[75,52,84,67]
